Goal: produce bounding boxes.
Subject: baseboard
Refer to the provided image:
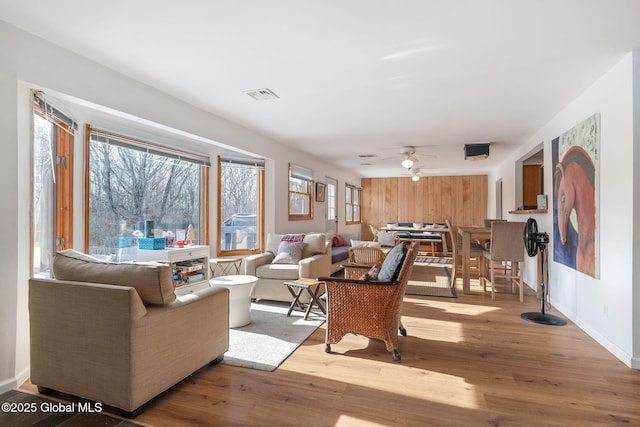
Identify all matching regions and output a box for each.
[0,366,30,394]
[552,299,635,369]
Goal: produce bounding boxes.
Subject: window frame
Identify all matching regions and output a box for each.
[32,93,75,277]
[345,183,362,225]
[288,163,313,220]
[217,156,265,256]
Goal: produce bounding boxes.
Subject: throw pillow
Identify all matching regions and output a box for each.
[282,233,305,243]
[332,235,345,247]
[358,264,380,281]
[377,243,407,282]
[377,231,397,247]
[272,241,306,264]
[351,239,382,248]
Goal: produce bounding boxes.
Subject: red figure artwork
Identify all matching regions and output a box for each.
[552,113,599,278]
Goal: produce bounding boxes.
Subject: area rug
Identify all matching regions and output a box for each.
[223,300,325,371]
[406,262,457,298]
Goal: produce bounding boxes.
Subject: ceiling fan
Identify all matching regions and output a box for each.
[401,167,426,181]
[377,146,437,169]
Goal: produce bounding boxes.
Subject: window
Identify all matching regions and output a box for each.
[86,126,209,261]
[326,180,337,221]
[288,163,313,220]
[345,183,361,224]
[218,157,264,255]
[32,93,75,277]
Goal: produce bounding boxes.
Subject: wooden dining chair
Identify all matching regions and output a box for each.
[480,221,526,301]
[446,219,485,286]
[368,224,379,241]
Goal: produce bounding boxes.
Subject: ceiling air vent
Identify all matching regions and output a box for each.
[245,88,279,101]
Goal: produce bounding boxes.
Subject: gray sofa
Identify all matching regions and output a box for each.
[29,249,229,418]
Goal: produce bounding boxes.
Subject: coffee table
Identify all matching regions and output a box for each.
[209,275,257,328]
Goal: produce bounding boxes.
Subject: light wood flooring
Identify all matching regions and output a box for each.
[20,275,640,426]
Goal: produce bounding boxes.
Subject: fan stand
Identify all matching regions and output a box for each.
[521,243,567,326]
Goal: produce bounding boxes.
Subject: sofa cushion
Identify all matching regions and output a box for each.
[273,241,306,264]
[302,233,326,258]
[52,249,176,305]
[377,243,407,282]
[256,263,300,280]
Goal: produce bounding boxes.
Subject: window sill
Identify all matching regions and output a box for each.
[508,209,548,214]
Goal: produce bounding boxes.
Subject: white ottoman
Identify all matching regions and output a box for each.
[209,275,257,328]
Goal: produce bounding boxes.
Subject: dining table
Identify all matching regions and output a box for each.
[458,226,491,294]
[380,225,449,255]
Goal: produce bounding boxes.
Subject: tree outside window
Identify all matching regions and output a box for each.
[86,128,208,261]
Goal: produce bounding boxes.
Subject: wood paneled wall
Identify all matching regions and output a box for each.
[361,175,488,239]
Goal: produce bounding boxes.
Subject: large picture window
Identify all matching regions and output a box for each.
[218,157,264,255]
[288,163,313,220]
[32,93,75,277]
[345,183,361,225]
[85,126,209,261]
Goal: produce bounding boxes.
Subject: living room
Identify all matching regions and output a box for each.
[1,2,640,425]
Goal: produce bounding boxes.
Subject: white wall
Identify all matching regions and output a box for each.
[492,52,637,367]
[0,21,361,393]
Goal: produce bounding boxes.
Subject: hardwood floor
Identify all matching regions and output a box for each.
[21,278,640,426]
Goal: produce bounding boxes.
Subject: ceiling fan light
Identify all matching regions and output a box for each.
[411,175,420,181]
[401,157,414,168]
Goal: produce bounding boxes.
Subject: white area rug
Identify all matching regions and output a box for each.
[223,300,325,371]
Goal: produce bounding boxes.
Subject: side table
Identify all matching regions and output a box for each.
[283,279,326,320]
[209,257,242,277]
[209,275,257,328]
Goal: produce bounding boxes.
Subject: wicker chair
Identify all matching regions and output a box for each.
[318,241,419,361]
[347,246,386,266]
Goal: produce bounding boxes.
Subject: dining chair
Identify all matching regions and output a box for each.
[368,224,379,241]
[480,218,507,249]
[480,221,526,301]
[446,219,485,286]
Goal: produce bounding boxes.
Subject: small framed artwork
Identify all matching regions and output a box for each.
[315,182,326,202]
[176,229,186,241]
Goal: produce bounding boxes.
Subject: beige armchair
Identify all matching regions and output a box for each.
[242,233,331,302]
[29,249,229,418]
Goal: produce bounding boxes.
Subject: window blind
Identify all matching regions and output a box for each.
[289,163,313,181]
[220,156,265,169]
[33,91,77,134]
[89,127,211,167]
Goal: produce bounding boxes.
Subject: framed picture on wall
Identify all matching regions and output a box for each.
[315,182,326,202]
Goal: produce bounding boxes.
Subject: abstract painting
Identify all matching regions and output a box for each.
[552,113,599,278]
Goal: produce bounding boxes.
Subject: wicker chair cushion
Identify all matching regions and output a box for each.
[359,264,380,281]
[378,243,407,281]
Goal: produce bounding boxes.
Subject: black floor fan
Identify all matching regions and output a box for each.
[521,218,567,326]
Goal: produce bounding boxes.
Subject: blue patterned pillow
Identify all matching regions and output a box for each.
[377,243,407,281]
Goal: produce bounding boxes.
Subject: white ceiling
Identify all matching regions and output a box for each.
[2,1,640,177]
